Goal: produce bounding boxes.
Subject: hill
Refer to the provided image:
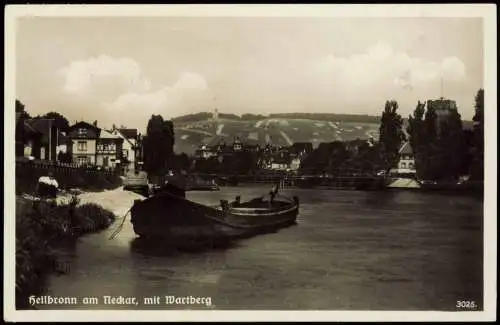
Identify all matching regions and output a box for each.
[171,112,473,156]
[172,113,382,155]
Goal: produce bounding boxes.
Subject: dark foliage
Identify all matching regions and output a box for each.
[16,196,116,309]
[143,115,175,177]
[379,100,406,172]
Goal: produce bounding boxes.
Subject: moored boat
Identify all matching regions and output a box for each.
[130,187,300,244]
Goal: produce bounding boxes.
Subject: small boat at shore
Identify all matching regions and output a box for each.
[130,185,300,243]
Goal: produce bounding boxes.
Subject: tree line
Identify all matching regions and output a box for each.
[295,89,484,182]
[406,90,483,181]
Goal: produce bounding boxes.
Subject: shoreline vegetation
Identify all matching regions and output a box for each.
[15,185,119,309]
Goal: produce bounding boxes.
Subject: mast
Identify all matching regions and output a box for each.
[440,75,444,99]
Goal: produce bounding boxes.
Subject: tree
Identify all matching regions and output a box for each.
[15,100,31,156]
[57,151,72,163]
[471,88,484,180]
[327,141,350,175]
[407,101,427,178]
[379,100,406,173]
[407,101,426,155]
[40,112,70,132]
[176,153,191,171]
[439,108,466,180]
[16,99,31,119]
[143,115,176,179]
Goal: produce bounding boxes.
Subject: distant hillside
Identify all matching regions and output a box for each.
[171,112,473,156]
[172,112,382,155]
[171,112,381,124]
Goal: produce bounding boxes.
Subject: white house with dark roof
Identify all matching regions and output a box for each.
[110,127,138,172]
[67,121,100,166]
[393,141,416,174]
[97,130,124,170]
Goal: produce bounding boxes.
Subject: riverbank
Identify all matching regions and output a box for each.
[15,192,118,309]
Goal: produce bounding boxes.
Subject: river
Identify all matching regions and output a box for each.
[38,186,483,310]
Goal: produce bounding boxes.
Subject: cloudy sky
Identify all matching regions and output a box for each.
[16,16,483,131]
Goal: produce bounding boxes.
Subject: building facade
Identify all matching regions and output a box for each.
[67,121,100,166]
[393,142,416,175]
[426,98,458,138]
[112,128,138,173]
[96,130,124,170]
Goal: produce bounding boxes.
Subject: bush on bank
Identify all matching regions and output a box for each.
[15,195,116,309]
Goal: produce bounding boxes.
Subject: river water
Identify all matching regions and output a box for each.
[38,186,483,310]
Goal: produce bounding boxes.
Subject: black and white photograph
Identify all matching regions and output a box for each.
[4,4,496,322]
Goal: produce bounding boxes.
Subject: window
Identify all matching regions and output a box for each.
[122,149,128,157]
[401,162,406,169]
[77,141,87,152]
[409,162,414,169]
[77,128,87,136]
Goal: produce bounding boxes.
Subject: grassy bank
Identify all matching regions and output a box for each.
[15,195,117,309]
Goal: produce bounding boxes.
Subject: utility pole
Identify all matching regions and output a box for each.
[440,75,444,99]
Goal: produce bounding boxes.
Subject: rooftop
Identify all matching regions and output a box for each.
[100,129,122,139]
[118,128,138,139]
[399,141,413,155]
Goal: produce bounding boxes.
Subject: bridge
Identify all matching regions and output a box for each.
[190,170,389,190]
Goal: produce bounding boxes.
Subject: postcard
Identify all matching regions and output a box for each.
[4,4,497,322]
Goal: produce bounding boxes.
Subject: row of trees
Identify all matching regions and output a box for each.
[16,99,71,132]
[299,140,383,175]
[296,89,485,182]
[193,151,259,175]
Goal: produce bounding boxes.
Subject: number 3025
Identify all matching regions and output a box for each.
[456,300,477,309]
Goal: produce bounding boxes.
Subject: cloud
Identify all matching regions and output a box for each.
[107,72,209,114]
[173,72,208,90]
[315,41,467,93]
[59,55,151,100]
[58,55,209,128]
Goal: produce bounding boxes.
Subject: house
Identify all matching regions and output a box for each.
[111,128,138,173]
[289,157,301,171]
[232,137,243,152]
[262,144,279,155]
[269,150,291,171]
[392,142,416,175]
[97,130,124,170]
[22,118,60,161]
[16,113,42,158]
[67,121,101,166]
[194,145,218,159]
[270,156,290,171]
